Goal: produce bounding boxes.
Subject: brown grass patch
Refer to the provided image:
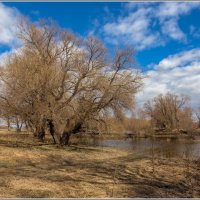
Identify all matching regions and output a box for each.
[0,130,200,197]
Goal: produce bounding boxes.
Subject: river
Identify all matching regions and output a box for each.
[74,136,200,158]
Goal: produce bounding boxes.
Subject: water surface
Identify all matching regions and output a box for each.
[75,136,200,158]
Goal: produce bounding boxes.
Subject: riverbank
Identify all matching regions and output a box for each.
[85,128,200,140]
[0,131,200,198]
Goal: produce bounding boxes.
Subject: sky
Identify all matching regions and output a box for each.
[0,2,200,109]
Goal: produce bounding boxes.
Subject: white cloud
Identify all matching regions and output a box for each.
[103,6,160,50]
[136,48,200,109]
[103,2,200,50]
[156,48,200,70]
[156,2,200,42]
[0,3,21,47]
[156,2,200,18]
[161,19,186,42]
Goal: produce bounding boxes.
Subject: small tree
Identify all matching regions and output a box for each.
[144,93,190,131]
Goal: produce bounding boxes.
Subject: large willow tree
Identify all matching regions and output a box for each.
[0,19,143,145]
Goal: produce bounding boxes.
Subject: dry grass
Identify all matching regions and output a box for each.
[0,130,200,198]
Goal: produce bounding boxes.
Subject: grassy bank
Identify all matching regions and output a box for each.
[0,130,200,198]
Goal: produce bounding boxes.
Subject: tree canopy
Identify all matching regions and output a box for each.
[0,19,143,145]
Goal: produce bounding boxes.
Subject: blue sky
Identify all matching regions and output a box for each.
[1,2,200,108]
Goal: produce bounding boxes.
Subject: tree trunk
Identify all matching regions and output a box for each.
[60,131,71,145]
[46,119,60,144]
[35,123,45,142]
[37,127,45,142]
[60,121,83,146]
[19,122,23,132]
[7,117,10,131]
[15,116,22,132]
[25,121,29,130]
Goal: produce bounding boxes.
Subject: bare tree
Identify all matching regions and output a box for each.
[0,18,143,145]
[144,93,190,131]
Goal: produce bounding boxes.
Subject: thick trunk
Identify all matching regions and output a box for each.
[33,119,83,146]
[60,131,71,145]
[60,122,82,146]
[46,119,60,144]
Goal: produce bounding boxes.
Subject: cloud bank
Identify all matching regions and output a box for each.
[136,48,200,108]
[0,3,21,48]
[103,2,200,50]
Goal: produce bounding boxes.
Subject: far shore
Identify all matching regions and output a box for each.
[1,126,200,141]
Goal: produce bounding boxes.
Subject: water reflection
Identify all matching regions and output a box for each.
[72,135,200,158]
